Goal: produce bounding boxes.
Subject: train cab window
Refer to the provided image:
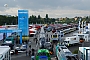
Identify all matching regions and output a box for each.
[78,35,84,38]
[64,41,69,43]
[74,38,76,40]
[61,47,67,49]
[38,52,46,56]
[53,35,57,37]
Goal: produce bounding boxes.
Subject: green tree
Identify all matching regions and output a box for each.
[45,14,49,23]
[29,15,37,24]
[38,15,41,19]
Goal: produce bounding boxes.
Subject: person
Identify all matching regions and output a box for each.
[36,39,38,48]
[35,38,38,44]
[49,38,50,42]
[47,34,48,37]
[40,44,44,49]
[46,37,48,42]
[28,41,31,45]
[50,39,52,42]
[25,44,28,56]
[31,48,35,60]
[29,45,31,48]
[3,33,6,43]
[15,49,18,55]
[28,45,31,56]
[68,43,70,47]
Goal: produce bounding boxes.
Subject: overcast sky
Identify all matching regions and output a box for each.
[0,0,90,18]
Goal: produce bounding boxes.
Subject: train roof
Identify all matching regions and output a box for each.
[0,46,10,55]
[38,49,49,53]
[58,45,73,56]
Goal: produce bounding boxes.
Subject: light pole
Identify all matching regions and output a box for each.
[84,21,86,33]
[59,31,62,45]
[79,18,81,34]
[4,4,8,9]
[4,4,8,38]
[82,21,84,33]
[4,4,8,16]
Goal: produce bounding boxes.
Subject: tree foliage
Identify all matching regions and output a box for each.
[0,15,90,25]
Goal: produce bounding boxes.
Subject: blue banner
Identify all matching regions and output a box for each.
[0,29,22,33]
[18,10,29,36]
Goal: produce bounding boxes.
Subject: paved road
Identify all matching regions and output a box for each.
[12,56,56,60]
[11,30,90,60]
[12,56,30,60]
[11,37,37,60]
[11,36,56,60]
[11,30,57,60]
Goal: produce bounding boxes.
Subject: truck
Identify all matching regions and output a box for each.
[4,36,16,45]
[1,34,18,50]
[4,32,19,44]
[0,46,11,60]
[29,28,37,37]
[63,36,80,46]
[73,33,89,42]
[44,42,53,55]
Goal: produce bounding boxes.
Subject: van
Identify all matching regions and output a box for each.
[63,36,80,46]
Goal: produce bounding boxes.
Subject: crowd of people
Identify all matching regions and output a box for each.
[26,44,35,60]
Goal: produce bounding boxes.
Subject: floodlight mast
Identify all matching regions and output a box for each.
[4,4,8,10]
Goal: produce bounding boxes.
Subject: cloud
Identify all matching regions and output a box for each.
[0,0,90,18]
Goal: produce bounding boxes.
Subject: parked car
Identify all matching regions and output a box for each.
[44,42,53,55]
[20,44,27,51]
[15,44,27,51]
[10,50,15,55]
[15,44,21,51]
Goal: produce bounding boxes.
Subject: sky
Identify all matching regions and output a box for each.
[0,0,90,18]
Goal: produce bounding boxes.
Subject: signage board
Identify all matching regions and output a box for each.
[18,10,29,36]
